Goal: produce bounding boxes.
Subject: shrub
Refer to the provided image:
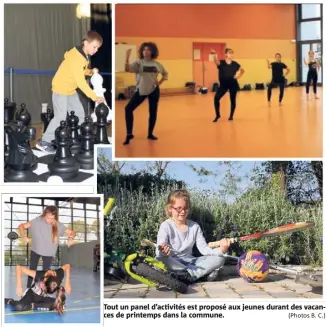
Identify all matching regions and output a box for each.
[103,182,322,266]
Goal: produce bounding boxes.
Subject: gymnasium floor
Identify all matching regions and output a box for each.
[114,87,322,158]
[4,266,100,323]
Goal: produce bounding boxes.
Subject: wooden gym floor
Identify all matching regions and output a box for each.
[114,87,322,158]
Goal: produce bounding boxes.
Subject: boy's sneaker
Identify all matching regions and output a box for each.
[36,139,56,154]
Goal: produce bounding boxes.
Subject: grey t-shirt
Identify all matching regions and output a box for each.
[30,216,66,257]
[156,219,221,258]
[127,59,168,96]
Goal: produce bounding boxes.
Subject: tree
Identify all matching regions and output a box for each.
[311,161,323,199]
[270,161,290,195]
[97,150,125,175]
[143,161,171,179]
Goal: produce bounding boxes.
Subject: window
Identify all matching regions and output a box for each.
[300,21,321,41]
[301,4,321,19]
[28,198,42,205]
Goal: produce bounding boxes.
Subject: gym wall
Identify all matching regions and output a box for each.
[116,4,296,90]
[4,4,90,122]
[60,240,98,269]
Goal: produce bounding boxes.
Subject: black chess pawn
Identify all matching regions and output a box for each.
[75,116,95,170]
[4,103,39,182]
[4,98,17,123]
[48,121,80,181]
[41,108,54,133]
[95,103,110,144]
[67,111,81,155]
[4,98,17,164]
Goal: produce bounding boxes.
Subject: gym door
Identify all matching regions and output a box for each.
[193,42,226,91]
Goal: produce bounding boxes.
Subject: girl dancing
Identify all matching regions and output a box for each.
[267,53,290,106]
[212,48,245,122]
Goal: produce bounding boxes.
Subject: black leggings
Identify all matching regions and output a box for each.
[27,251,53,288]
[125,86,160,136]
[267,81,285,103]
[306,72,318,94]
[214,83,238,118]
[5,289,55,312]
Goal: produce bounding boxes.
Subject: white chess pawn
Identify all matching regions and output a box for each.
[90,72,112,123]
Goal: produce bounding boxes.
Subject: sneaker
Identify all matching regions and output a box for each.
[173,270,194,285]
[205,268,220,282]
[36,139,56,154]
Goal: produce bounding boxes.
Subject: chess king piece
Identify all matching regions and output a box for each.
[90,72,112,122]
[48,121,80,180]
[95,103,110,144]
[67,111,81,154]
[40,108,54,133]
[4,103,39,182]
[75,116,95,170]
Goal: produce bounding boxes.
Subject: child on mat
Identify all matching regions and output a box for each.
[123,42,168,145]
[267,53,290,106]
[36,30,105,154]
[5,264,71,315]
[156,189,231,284]
[212,48,245,122]
[304,51,320,99]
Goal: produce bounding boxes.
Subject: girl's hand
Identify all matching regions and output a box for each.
[67,238,73,247]
[159,243,171,256]
[23,236,30,244]
[92,68,99,74]
[125,49,132,60]
[219,238,232,254]
[16,287,23,297]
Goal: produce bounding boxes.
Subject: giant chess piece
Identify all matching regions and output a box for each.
[40,108,54,133]
[67,111,81,154]
[4,103,39,182]
[95,103,110,144]
[90,72,112,122]
[48,121,80,181]
[4,98,17,124]
[75,116,94,170]
[4,98,17,165]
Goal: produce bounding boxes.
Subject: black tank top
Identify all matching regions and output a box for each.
[308,61,318,73]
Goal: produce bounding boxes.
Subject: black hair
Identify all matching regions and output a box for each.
[225,48,234,54]
[139,42,159,59]
[44,275,61,294]
[275,53,282,57]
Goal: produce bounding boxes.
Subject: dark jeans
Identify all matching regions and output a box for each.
[267,80,285,103]
[27,251,53,288]
[5,289,55,311]
[306,72,318,94]
[125,86,160,136]
[214,82,238,118]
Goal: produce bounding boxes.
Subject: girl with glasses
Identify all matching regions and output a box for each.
[156,189,231,284]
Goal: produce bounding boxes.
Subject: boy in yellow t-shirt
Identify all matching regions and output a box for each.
[36,31,105,154]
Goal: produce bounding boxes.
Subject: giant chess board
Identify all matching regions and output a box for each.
[4,137,112,184]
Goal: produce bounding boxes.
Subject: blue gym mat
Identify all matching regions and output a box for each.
[4,266,101,323]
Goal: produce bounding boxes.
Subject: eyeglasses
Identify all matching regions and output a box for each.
[171,206,189,213]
